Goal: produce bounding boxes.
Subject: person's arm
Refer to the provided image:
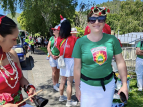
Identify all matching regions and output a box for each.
[72,39,81,101]
[74,58,81,90]
[112,36,128,99]
[115,53,128,99]
[74,58,81,101]
[47,41,53,56]
[136,47,143,55]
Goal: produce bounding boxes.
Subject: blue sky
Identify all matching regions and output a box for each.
[0,0,114,15]
[76,0,113,11]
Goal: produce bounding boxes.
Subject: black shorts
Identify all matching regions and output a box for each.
[38,43,41,45]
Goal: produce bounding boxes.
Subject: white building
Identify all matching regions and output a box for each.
[116,32,143,47]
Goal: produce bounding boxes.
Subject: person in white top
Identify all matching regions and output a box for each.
[70,28,79,38]
[37,36,42,47]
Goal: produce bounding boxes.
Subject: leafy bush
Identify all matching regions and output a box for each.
[34,32,41,37]
[75,27,84,38]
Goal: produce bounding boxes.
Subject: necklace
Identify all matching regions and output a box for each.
[1,53,16,75]
[0,52,19,88]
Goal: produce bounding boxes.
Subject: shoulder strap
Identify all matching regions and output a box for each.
[63,39,68,57]
[141,41,143,47]
[60,39,66,48]
[51,40,57,52]
[50,36,54,41]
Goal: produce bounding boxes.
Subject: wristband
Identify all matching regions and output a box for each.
[25,84,35,94]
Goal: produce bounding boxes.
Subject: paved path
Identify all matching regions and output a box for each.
[22,48,79,107]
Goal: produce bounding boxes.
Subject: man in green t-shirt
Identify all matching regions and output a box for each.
[135,41,143,91]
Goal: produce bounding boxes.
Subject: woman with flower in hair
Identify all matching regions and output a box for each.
[0,15,36,107]
[72,7,128,107]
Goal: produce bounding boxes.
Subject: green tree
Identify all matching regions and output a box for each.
[17,0,77,37]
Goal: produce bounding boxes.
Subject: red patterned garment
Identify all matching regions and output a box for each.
[0,62,26,106]
[56,36,77,58]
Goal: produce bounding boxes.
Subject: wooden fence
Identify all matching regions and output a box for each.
[122,47,136,72]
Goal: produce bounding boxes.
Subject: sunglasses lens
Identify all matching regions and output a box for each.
[88,16,106,24]
[89,20,96,24]
[98,19,105,23]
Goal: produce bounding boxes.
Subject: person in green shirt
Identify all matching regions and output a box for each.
[72,6,128,107]
[47,25,60,92]
[135,41,143,91]
[29,37,34,54]
[25,36,29,44]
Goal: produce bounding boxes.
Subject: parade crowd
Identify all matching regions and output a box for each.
[46,6,128,107]
[0,5,142,107]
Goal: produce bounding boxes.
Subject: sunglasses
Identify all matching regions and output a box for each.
[53,29,59,31]
[88,16,106,24]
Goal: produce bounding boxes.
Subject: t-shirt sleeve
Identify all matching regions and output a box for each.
[136,42,141,48]
[72,40,81,58]
[113,36,122,55]
[49,36,53,41]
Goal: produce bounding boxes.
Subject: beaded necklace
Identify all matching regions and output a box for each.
[0,52,19,88]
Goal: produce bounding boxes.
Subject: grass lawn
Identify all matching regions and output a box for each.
[125,78,143,107]
[39,47,47,53]
[39,47,143,107]
[113,78,143,107]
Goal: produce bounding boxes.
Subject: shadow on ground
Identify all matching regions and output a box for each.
[34,78,79,106]
[33,47,46,55]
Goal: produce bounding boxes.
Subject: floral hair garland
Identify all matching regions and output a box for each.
[91,6,110,16]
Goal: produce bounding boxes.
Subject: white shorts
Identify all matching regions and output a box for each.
[60,58,74,77]
[22,104,33,107]
[49,56,59,69]
[80,78,115,107]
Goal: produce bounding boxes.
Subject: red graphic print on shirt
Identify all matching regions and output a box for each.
[91,47,107,65]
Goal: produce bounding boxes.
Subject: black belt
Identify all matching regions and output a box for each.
[81,72,115,91]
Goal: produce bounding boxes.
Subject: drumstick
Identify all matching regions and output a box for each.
[17,90,43,106]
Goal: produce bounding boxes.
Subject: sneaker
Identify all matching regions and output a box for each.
[59,95,67,102]
[56,83,60,88]
[66,100,77,107]
[53,85,59,91]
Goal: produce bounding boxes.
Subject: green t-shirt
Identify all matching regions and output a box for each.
[30,40,34,45]
[49,36,59,56]
[136,41,143,59]
[72,33,122,86]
